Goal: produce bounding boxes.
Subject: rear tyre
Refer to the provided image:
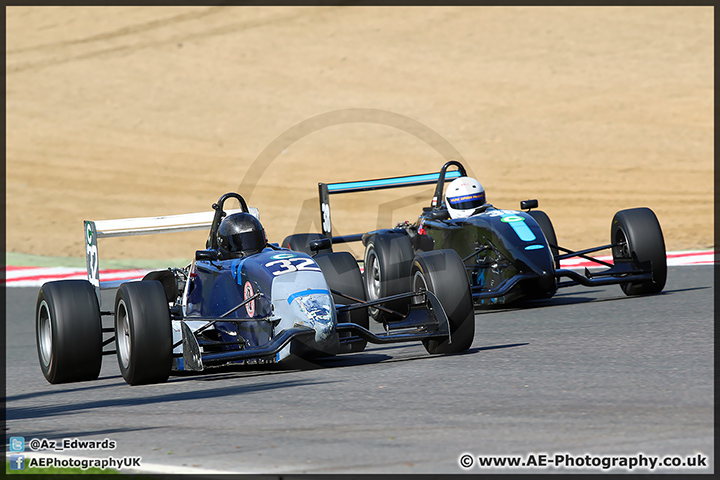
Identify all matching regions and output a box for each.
[314,252,368,353]
[35,280,102,384]
[611,207,667,295]
[114,281,173,385]
[412,250,475,354]
[363,233,415,322]
[281,233,332,256]
[528,210,560,269]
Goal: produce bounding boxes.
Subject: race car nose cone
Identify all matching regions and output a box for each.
[289,290,336,343]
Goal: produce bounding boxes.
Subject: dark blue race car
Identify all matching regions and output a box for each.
[36,193,473,386]
[283,160,667,324]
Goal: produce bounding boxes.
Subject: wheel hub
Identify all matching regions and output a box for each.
[37,301,52,366]
[116,301,131,369]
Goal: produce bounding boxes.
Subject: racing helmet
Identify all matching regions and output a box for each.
[445,177,486,219]
[217,212,267,257]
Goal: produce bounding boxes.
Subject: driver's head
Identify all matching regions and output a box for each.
[445,177,486,219]
[217,213,267,257]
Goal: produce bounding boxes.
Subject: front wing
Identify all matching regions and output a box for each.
[177,290,451,371]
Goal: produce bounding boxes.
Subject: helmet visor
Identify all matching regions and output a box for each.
[447,192,486,211]
[226,230,266,253]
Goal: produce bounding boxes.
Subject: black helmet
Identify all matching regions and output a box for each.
[217,213,266,257]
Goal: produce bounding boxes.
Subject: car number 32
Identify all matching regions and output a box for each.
[265,256,322,276]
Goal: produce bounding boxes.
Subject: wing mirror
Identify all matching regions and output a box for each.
[521,199,538,211]
[195,249,219,261]
[309,237,332,253]
[429,209,449,221]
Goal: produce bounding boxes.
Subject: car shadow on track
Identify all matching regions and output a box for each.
[309,342,527,368]
[7,341,528,425]
[6,377,337,422]
[477,284,709,312]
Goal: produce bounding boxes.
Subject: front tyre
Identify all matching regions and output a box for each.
[363,233,414,322]
[412,250,475,354]
[528,210,560,269]
[35,280,102,384]
[314,252,369,353]
[611,207,667,295]
[114,281,173,385]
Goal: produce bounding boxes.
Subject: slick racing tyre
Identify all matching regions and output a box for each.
[314,252,369,353]
[281,233,332,256]
[115,280,173,385]
[611,207,667,296]
[36,280,103,384]
[363,232,415,323]
[528,210,560,269]
[412,250,475,354]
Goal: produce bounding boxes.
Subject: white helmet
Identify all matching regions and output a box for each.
[445,177,486,219]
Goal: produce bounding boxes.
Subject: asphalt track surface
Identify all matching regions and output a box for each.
[4,266,714,475]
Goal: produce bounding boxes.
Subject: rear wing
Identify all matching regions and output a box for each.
[84,207,258,306]
[318,166,464,241]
